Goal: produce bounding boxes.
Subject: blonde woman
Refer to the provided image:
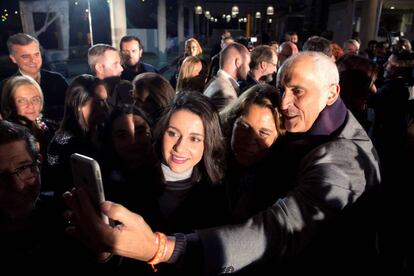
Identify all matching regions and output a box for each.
[0,75,57,154]
[176,56,206,93]
[184,38,203,58]
[171,38,207,88]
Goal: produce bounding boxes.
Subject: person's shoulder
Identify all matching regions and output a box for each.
[41,69,64,78]
[337,111,372,141]
[214,71,231,83]
[311,112,377,165]
[141,62,158,73]
[41,69,68,83]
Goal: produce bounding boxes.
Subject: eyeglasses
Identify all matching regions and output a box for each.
[0,161,40,183]
[15,96,41,107]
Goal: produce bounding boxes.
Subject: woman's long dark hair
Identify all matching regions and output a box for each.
[153,91,225,184]
[59,74,97,137]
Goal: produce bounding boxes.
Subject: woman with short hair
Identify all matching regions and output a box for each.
[0,75,57,156]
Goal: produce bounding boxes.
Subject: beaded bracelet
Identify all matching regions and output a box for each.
[147,232,168,272]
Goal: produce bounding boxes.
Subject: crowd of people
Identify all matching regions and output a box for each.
[1,30,413,274]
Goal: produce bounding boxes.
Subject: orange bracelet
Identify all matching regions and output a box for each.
[147,232,168,272]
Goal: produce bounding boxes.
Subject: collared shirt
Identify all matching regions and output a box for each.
[19,69,41,84]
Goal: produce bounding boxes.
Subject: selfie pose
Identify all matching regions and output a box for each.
[66,52,381,274]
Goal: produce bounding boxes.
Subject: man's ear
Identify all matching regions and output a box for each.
[9,54,17,64]
[326,83,340,106]
[235,57,241,68]
[95,63,103,75]
[259,61,266,71]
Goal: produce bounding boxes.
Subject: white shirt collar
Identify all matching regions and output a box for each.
[19,69,41,84]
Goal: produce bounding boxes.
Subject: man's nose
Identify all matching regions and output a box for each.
[280,90,292,110]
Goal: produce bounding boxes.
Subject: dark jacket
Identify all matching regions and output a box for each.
[0,69,68,121]
[238,73,259,94]
[120,62,158,82]
[0,194,98,273]
[180,99,381,274]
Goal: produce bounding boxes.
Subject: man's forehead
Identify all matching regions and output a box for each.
[103,49,121,59]
[122,40,140,48]
[13,42,39,52]
[0,141,31,169]
[278,58,314,83]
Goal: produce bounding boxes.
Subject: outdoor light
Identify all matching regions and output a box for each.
[255,12,261,19]
[226,14,231,23]
[243,17,247,23]
[231,12,237,18]
[222,14,226,18]
[210,17,214,21]
[390,6,395,10]
[266,6,274,15]
[268,18,272,23]
[87,0,93,45]
[195,5,203,15]
[205,11,211,19]
[231,5,239,15]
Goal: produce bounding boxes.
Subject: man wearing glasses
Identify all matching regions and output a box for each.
[0,120,88,271]
[239,45,278,93]
[119,35,158,82]
[0,120,41,227]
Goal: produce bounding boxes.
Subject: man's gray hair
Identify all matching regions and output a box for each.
[277,51,339,87]
[249,45,276,70]
[343,39,360,50]
[7,33,39,54]
[87,43,118,73]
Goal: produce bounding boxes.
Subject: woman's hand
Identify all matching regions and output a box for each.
[63,188,158,261]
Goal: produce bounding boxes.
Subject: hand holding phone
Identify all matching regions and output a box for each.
[70,153,109,224]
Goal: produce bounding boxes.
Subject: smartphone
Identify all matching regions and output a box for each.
[70,153,109,224]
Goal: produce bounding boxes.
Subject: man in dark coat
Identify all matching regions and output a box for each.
[1,33,67,121]
[65,52,382,275]
[119,36,158,82]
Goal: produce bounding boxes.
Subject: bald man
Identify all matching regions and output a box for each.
[278,41,299,66]
[203,42,250,111]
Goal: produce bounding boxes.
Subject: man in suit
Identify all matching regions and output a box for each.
[65,51,381,274]
[119,36,158,82]
[203,42,250,111]
[0,120,101,272]
[1,33,68,121]
[238,45,278,93]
